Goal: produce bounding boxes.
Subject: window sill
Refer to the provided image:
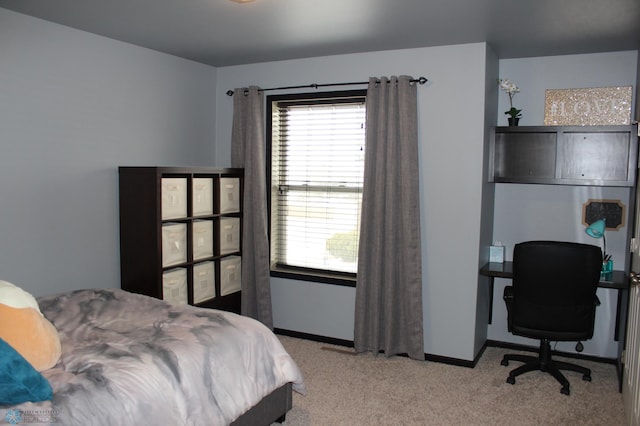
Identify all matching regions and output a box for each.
[270,266,356,287]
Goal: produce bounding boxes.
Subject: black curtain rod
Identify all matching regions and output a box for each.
[226,76,428,96]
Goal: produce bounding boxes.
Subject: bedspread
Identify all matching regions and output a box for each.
[1,289,304,426]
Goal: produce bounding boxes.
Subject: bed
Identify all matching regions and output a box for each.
[0,288,305,425]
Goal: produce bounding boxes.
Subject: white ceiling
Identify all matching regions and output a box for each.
[1,0,639,67]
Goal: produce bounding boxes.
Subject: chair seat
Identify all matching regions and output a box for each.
[509,325,594,342]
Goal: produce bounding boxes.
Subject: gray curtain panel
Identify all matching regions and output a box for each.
[231,86,273,329]
[354,76,424,360]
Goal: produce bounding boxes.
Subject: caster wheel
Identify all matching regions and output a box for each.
[561,386,570,395]
[506,376,515,385]
[583,374,592,382]
[501,359,509,366]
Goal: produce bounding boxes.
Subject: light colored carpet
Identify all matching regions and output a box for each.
[275,336,625,425]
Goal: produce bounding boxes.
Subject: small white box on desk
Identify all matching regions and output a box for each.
[489,245,505,263]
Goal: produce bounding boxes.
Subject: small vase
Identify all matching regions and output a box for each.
[508,117,520,126]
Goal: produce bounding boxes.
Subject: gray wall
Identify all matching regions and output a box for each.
[215,43,493,361]
[475,45,500,356]
[2,7,638,361]
[0,9,218,296]
[497,51,637,127]
[490,51,639,358]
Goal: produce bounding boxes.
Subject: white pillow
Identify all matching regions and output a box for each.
[0,280,42,313]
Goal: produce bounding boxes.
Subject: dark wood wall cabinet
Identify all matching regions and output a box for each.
[492,125,638,186]
[119,167,243,314]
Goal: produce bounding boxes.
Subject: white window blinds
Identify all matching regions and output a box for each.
[270,93,366,275]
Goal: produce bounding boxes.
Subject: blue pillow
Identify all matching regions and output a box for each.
[0,338,53,405]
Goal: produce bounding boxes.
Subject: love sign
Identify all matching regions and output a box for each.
[544,86,632,126]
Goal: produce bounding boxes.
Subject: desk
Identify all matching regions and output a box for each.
[480,261,628,340]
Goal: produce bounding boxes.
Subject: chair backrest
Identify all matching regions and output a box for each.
[510,240,602,340]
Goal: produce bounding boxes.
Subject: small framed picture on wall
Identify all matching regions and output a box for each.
[582,199,625,230]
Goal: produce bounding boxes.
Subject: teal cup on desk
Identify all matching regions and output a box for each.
[601,259,613,276]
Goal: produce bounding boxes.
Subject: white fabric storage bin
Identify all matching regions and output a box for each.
[193,220,214,260]
[161,223,187,267]
[192,178,213,216]
[219,217,240,255]
[219,178,240,213]
[162,268,188,305]
[192,261,216,304]
[161,178,187,220]
[220,256,241,296]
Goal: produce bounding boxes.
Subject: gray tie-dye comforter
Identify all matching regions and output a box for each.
[2,289,305,426]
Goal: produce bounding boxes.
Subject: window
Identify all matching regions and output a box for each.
[267,90,366,285]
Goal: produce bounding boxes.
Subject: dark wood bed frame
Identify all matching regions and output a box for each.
[231,382,292,425]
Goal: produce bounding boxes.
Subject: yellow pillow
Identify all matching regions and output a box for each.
[0,281,61,371]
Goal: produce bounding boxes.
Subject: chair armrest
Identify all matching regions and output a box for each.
[503,285,513,301]
[503,286,514,331]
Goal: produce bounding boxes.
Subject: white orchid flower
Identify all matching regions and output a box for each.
[497,78,523,119]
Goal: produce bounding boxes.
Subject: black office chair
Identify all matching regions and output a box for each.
[501,240,602,395]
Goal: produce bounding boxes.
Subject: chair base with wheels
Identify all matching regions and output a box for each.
[501,339,592,395]
[501,241,602,396]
